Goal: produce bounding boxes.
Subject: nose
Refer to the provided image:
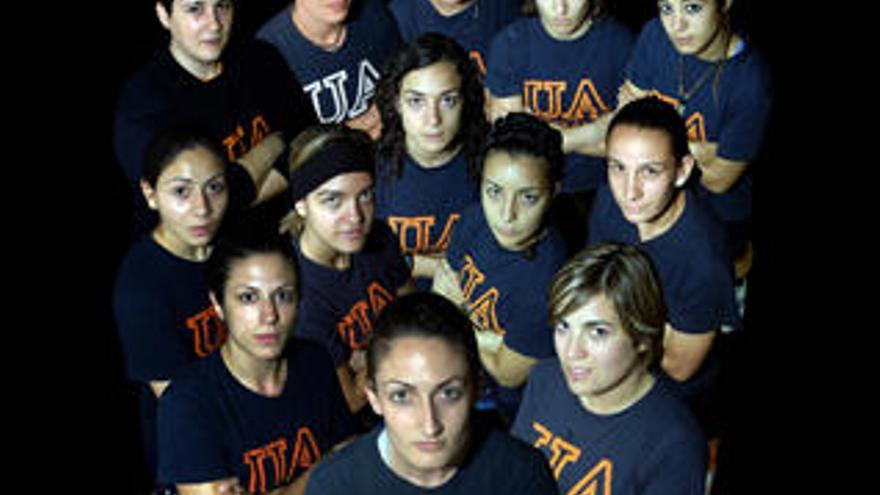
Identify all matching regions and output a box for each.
[552,0,567,16]
[422,401,443,438]
[192,189,212,217]
[623,173,643,203]
[425,101,441,127]
[501,196,517,223]
[672,9,687,33]
[561,329,587,360]
[259,298,279,325]
[344,199,366,224]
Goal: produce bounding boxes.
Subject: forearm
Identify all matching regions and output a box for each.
[558,113,614,156]
[412,253,444,279]
[689,141,747,194]
[235,132,287,198]
[474,334,536,388]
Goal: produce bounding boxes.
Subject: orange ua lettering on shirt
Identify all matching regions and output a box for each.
[185,306,227,358]
[524,79,610,127]
[242,427,321,494]
[532,421,613,495]
[222,114,272,161]
[646,90,707,142]
[457,255,506,337]
[336,281,395,350]
[387,214,461,255]
[470,50,487,75]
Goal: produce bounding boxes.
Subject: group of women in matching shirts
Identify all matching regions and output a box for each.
[114,1,772,494]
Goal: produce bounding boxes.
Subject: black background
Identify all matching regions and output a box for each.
[47,0,819,492]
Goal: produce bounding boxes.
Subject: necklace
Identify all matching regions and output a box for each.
[676,55,718,115]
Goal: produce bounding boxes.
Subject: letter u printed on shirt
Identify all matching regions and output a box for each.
[242,427,321,494]
[336,281,395,350]
[532,421,614,495]
[185,305,227,358]
[303,59,381,123]
[523,78,610,128]
[387,213,461,255]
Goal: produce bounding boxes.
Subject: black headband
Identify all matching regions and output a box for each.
[288,140,374,204]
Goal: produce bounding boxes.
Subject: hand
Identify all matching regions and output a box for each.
[345,104,382,140]
[431,259,465,307]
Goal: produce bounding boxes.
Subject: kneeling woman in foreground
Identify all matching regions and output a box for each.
[304,292,557,494]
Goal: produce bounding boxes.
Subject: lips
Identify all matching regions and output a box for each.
[189,224,215,239]
[413,440,446,453]
[565,365,591,382]
[254,334,280,346]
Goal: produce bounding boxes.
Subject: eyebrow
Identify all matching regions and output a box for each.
[381,376,466,390]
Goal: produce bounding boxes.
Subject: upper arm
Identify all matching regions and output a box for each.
[176,478,243,495]
[488,93,524,122]
[661,324,716,382]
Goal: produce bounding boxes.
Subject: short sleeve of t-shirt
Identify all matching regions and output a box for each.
[485,20,528,97]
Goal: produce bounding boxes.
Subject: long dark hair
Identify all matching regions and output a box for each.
[375,33,488,180]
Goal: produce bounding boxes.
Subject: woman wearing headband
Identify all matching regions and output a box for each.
[280,124,416,422]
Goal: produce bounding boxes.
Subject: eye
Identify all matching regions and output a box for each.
[657,1,673,16]
[216,0,233,13]
[389,389,410,404]
[237,290,259,304]
[554,320,569,334]
[274,287,296,304]
[608,161,625,174]
[358,188,375,203]
[438,385,464,402]
[206,178,227,196]
[404,95,425,110]
[520,191,542,206]
[183,1,205,15]
[589,326,610,340]
[683,1,704,15]
[321,194,341,207]
[171,185,191,199]
[484,183,501,199]
[440,93,460,108]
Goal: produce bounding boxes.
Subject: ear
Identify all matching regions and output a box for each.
[364,383,384,417]
[140,179,159,210]
[294,199,308,218]
[675,155,696,188]
[155,2,171,30]
[209,291,226,321]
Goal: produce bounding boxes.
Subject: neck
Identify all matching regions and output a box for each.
[222,345,287,397]
[299,228,352,270]
[579,367,654,416]
[152,227,211,262]
[543,16,593,42]
[638,190,686,242]
[693,26,740,62]
[408,143,462,169]
[291,6,347,50]
[429,0,475,17]
[168,43,222,81]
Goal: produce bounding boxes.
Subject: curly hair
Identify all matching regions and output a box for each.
[478,112,564,184]
[375,33,488,180]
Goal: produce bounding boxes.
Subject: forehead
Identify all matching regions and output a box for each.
[400,61,462,93]
[482,150,551,187]
[606,125,675,161]
[159,146,225,181]
[375,336,468,383]
[226,252,295,285]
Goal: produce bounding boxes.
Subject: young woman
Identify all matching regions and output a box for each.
[387,0,524,76]
[512,243,707,494]
[257,0,402,139]
[113,128,240,492]
[588,96,737,437]
[303,292,558,494]
[280,124,416,417]
[620,0,772,275]
[158,232,354,495]
[432,112,568,423]
[374,33,487,287]
[485,0,634,193]
[115,0,316,235]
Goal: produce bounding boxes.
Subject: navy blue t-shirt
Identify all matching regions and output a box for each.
[257,0,402,124]
[625,18,773,227]
[304,425,557,495]
[293,222,411,367]
[446,203,567,413]
[512,359,707,495]
[375,151,479,277]
[388,0,523,75]
[158,340,354,493]
[486,16,634,192]
[113,235,226,383]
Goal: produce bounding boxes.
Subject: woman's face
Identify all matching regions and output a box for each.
[399,61,464,166]
[606,125,691,233]
[142,145,229,257]
[157,0,234,76]
[658,0,729,58]
[554,294,645,408]
[366,336,474,487]
[536,0,593,40]
[481,151,554,251]
[213,252,298,362]
[298,171,375,256]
